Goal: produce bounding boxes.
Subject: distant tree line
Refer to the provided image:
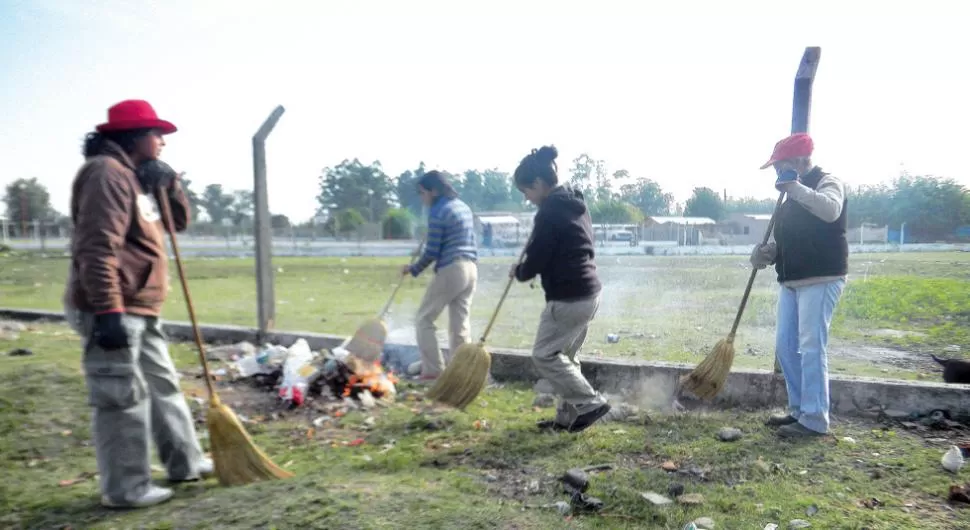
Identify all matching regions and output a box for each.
[3,157,969,243]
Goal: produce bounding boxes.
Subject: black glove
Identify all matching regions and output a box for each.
[136,159,179,193]
[92,313,130,350]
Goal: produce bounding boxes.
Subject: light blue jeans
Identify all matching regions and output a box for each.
[775,279,845,433]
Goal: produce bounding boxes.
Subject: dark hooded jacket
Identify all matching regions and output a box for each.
[514,185,601,301]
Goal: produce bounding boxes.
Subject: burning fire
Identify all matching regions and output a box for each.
[330,356,398,400]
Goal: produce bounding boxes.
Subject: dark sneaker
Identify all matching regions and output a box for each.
[777,422,826,439]
[536,419,568,432]
[765,414,798,427]
[168,458,215,483]
[567,403,612,433]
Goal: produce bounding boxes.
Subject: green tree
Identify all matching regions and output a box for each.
[395,163,426,217]
[568,153,614,202]
[480,169,515,210]
[200,184,235,224]
[619,177,673,216]
[325,208,366,237]
[458,170,485,210]
[382,208,415,239]
[588,199,643,224]
[271,214,291,230]
[177,177,203,221]
[684,187,725,221]
[3,178,55,228]
[317,159,394,222]
[846,184,893,227]
[723,196,778,215]
[229,190,254,226]
[889,175,969,241]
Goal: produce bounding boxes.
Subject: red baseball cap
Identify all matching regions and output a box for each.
[759,132,813,169]
[96,99,177,134]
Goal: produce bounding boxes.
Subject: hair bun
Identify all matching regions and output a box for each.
[535,145,558,164]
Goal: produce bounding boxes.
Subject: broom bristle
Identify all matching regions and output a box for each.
[207,401,294,486]
[427,342,491,409]
[344,319,387,362]
[679,337,735,401]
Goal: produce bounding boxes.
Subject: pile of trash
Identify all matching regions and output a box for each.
[205,339,409,408]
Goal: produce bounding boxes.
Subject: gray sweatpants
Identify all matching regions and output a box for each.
[531,296,608,426]
[80,313,204,503]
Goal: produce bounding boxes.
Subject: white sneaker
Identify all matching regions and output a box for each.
[101,485,173,509]
[169,458,215,482]
[406,361,422,376]
[198,458,214,477]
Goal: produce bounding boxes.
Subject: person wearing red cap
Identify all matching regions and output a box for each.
[66,100,211,508]
[750,132,848,439]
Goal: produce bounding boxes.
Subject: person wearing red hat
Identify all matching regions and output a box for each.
[750,132,848,439]
[65,100,211,508]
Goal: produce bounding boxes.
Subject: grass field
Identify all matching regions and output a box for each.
[2,323,969,529]
[1,251,969,380]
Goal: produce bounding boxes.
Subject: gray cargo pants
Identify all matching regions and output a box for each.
[80,313,204,503]
[532,296,608,426]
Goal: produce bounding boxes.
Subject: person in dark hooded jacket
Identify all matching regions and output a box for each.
[509,145,611,433]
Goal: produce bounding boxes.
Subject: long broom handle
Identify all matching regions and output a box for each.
[378,237,426,319]
[727,191,785,338]
[157,189,218,402]
[478,237,531,344]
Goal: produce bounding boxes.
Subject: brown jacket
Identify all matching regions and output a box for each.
[69,141,190,317]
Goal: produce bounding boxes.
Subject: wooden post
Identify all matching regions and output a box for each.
[253,105,286,342]
[774,46,821,374]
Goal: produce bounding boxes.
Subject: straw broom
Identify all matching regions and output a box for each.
[679,192,785,400]
[158,191,293,486]
[428,243,529,409]
[343,238,425,363]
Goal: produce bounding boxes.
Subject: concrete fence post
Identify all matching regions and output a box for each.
[253,105,286,343]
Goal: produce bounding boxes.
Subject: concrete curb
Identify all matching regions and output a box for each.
[3,307,968,419]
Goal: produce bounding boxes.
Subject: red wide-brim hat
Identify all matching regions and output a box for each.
[95,99,177,134]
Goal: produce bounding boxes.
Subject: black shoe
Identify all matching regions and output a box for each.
[777,422,827,439]
[566,403,612,433]
[765,414,798,427]
[536,419,568,432]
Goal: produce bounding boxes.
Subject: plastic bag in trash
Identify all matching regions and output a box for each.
[278,339,319,406]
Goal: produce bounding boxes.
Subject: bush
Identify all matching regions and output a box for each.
[382,208,416,240]
[325,209,366,237]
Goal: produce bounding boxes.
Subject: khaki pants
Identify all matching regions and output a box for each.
[532,296,607,425]
[80,313,204,504]
[415,260,478,376]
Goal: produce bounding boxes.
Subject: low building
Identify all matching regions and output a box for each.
[719,213,774,245]
[847,223,889,244]
[474,212,530,247]
[642,216,717,245]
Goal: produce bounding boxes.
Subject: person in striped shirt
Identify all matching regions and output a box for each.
[401,171,478,380]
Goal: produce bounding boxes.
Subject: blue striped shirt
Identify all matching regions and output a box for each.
[410,196,478,276]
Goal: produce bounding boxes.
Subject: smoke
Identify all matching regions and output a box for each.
[383,303,418,345]
[609,372,679,412]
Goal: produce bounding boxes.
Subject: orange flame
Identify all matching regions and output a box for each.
[342,360,398,399]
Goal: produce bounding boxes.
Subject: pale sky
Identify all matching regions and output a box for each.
[1,0,967,222]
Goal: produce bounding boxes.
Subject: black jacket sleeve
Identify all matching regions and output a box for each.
[514,209,557,282]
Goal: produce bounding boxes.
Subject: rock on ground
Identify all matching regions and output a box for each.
[718,427,743,442]
[694,517,715,529]
[640,491,673,505]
